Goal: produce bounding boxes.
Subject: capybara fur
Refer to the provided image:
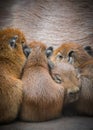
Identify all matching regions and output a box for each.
[51,61,81,105]
[67,43,93,116]
[51,42,93,116]
[0,28,27,124]
[20,41,65,122]
[50,42,93,63]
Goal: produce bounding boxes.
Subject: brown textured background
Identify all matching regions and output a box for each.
[0,0,93,48]
[0,0,93,129]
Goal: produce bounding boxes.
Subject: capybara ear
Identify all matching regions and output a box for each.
[84,45,93,57]
[67,50,75,64]
[9,35,18,48]
[46,46,53,57]
[22,45,31,58]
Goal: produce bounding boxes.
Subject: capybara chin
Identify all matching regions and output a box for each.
[19,42,65,122]
[0,28,27,124]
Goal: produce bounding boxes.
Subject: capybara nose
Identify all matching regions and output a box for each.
[69,87,79,96]
[67,87,80,103]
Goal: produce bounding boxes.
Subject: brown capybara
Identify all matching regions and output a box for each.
[19,41,81,122]
[19,41,64,122]
[67,44,93,116]
[0,28,27,124]
[51,42,93,116]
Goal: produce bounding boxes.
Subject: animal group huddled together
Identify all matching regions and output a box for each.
[0,28,93,124]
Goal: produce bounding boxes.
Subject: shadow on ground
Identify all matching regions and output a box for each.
[0,116,93,130]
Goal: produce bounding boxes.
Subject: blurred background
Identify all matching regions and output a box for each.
[0,0,93,48]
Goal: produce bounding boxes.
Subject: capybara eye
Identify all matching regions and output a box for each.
[58,55,63,59]
[56,52,63,60]
[21,41,25,44]
[9,35,18,48]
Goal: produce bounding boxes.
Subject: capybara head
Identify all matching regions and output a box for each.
[50,42,92,64]
[51,61,81,104]
[25,41,54,69]
[0,28,28,62]
[67,46,92,68]
[0,28,28,77]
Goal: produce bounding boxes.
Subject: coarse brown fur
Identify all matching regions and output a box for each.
[19,41,65,122]
[67,45,93,116]
[51,42,93,116]
[50,42,88,63]
[51,61,81,105]
[28,41,47,49]
[0,28,27,124]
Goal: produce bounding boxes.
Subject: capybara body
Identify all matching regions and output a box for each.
[0,28,27,124]
[20,42,64,122]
